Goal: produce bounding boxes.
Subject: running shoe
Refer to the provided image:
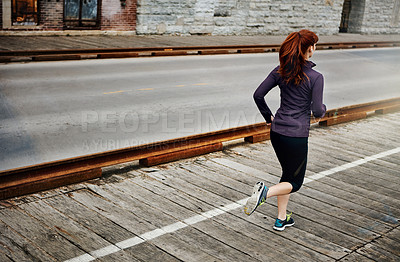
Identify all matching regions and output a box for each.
[244,182,268,215]
[273,213,295,231]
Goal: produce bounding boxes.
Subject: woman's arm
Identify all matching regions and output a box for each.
[311,74,326,118]
[253,69,278,123]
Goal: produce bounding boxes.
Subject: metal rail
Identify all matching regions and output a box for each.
[1,41,399,63]
[0,97,399,200]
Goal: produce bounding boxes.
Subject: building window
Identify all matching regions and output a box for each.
[12,0,39,26]
[64,0,99,28]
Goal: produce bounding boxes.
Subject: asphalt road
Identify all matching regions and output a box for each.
[1,48,400,171]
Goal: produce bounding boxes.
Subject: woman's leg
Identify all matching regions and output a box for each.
[266,182,292,198]
[277,194,291,220]
[269,131,308,222]
[245,131,307,217]
[266,182,292,220]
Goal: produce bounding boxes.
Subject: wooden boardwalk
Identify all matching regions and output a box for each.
[0,112,399,262]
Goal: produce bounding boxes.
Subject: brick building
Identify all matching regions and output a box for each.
[0,0,137,32]
[1,0,399,35]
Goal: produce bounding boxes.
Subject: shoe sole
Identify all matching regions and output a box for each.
[273,222,295,231]
[244,182,266,215]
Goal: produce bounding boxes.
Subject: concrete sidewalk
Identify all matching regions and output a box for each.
[1,33,400,51]
[0,111,399,261]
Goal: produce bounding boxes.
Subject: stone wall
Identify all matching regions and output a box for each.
[360,0,400,34]
[1,0,399,34]
[136,0,344,35]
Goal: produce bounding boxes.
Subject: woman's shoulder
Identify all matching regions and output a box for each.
[268,65,281,77]
[270,65,280,73]
[305,61,323,79]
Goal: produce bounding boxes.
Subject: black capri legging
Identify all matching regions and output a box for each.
[270,130,308,193]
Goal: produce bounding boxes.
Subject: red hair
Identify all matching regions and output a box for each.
[277,29,319,85]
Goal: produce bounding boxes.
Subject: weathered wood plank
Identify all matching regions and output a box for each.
[44,194,137,244]
[313,123,400,149]
[68,188,177,232]
[338,252,375,262]
[0,252,12,262]
[119,241,182,262]
[317,176,400,212]
[219,147,285,179]
[18,200,132,260]
[211,156,281,185]
[372,234,400,256]
[148,233,222,262]
[192,217,314,262]
[159,226,260,262]
[128,170,217,215]
[0,206,83,261]
[180,162,251,193]
[360,161,400,178]
[297,187,397,230]
[98,178,198,220]
[140,165,238,208]
[288,193,381,240]
[168,165,248,203]
[209,210,343,261]
[0,221,56,262]
[304,179,400,218]
[356,243,400,261]
[342,162,400,184]
[384,227,400,242]
[329,170,400,199]
[95,250,142,262]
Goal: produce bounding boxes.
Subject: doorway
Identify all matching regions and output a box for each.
[339,0,351,32]
[339,0,366,33]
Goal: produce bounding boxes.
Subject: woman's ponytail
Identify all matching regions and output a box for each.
[277,29,318,85]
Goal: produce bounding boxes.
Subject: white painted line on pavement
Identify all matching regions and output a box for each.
[64,146,400,262]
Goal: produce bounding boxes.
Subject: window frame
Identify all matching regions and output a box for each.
[11,0,40,26]
[63,0,101,29]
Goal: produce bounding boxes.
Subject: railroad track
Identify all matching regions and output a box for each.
[0,97,399,200]
[0,41,399,63]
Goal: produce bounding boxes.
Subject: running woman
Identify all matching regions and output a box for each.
[244,29,327,231]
